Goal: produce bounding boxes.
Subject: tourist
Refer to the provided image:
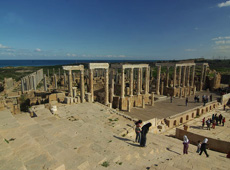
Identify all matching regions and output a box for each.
[183,135,189,154]
[199,138,209,157]
[222,117,225,126]
[210,94,212,102]
[206,119,211,130]
[185,97,188,106]
[140,122,152,147]
[196,140,201,153]
[219,114,223,124]
[206,95,209,103]
[212,119,216,129]
[212,114,215,122]
[135,120,142,143]
[202,117,205,129]
[194,95,197,103]
[215,114,219,126]
[197,95,200,103]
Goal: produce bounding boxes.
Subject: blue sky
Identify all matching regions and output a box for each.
[0,0,230,60]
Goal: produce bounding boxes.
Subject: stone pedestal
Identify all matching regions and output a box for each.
[72,87,77,97]
[151,92,154,106]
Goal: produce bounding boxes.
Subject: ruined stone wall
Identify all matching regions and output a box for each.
[21,69,43,92]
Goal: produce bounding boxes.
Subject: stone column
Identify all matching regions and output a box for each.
[186,66,190,87]
[54,74,57,89]
[121,68,125,98]
[156,66,161,95]
[59,68,61,79]
[110,69,114,103]
[142,95,145,108]
[182,66,186,87]
[32,75,36,91]
[166,66,169,87]
[44,75,47,91]
[151,92,154,106]
[47,69,49,78]
[203,65,207,86]
[64,73,67,88]
[191,65,195,87]
[105,69,109,105]
[180,87,182,98]
[73,87,77,98]
[72,72,75,83]
[200,65,204,91]
[130,68,134,96]
[160,81,164,95]
[127,98,131,112]
[80,70,85,103]
[178,66,182,87]
[68,70,72,97]
[89,69,94,102]
[137,68,141,95]
[173,66,177,87]
[144,67,148,94]
[140,68,143,92]
[21,78,24,93]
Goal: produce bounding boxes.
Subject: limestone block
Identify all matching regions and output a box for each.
[57,92,66,103]
[85,93,92,102]
[55,164,65,170]
[49,94,57,102]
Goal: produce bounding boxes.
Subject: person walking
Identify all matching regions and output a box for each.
[219,114,223,125]
[135,120,142,143]
[199,138,209,157]
[222,117,226,126]
[196,140,202,153]
[212,119,216,129]
[183,135,189,154]
[206,119,211,130]
[170,96,173,103]
[140,122,152,147]
[202,117,205,129]
[186,97,188,106]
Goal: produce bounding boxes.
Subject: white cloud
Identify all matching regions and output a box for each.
[212,36,230,41]
[118,55,126,58]
[215,40,230,45]
[0,44,10,49]
[34,48,41,52]
[66,53,77,57]
[185,49,196,52]
[218,1,230,8]
[214,45,230,50]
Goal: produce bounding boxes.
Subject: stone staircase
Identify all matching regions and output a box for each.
[0,103,229,170]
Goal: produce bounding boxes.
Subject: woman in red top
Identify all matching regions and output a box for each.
[222,117,226,126]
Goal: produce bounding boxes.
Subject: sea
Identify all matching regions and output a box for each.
[0,60,157,67]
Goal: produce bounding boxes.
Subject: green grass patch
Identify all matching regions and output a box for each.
[101,161,109,167]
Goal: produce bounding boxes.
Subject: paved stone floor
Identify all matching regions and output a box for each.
[124,91,221,121]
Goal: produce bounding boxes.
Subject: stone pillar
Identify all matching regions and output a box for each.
[21,78,24,93]
[151,92,154,106]
[193,86,196,95]
[166,66,169,87]
[32,75,36,91]
[72,72,75,83]
[160,81,164,95]
[156,66,161,95]
[73,87,77,98]
[180,87,182,98]
[173,66,177,87]
[54,74,57,89]
[182,66,186,87]
[59,68,61,79]
[148,66,150,92]
[64,73,67,88]
[178,66,182,87]
[80,70,85,103]
[128,98,131,112]
[44,75,47,91]
[137,68,141,95]
[130,68,134,96]
[144,67,148,94]
[191,65,195,87]
[110,69,114,103]
[140,68,143,92]
[68,70,73,97]
[47,69,49,78]
[105,69,109,105]
[186,66,190,87]
[89,69,94,102]
[203,65,207,86]
[121,68,125,98]
[200,65,204,91]
[142,95,145,108]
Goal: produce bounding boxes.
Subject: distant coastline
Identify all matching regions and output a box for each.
[0,60,158,67]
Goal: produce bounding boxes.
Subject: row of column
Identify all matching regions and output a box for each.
[156,65,196,95]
